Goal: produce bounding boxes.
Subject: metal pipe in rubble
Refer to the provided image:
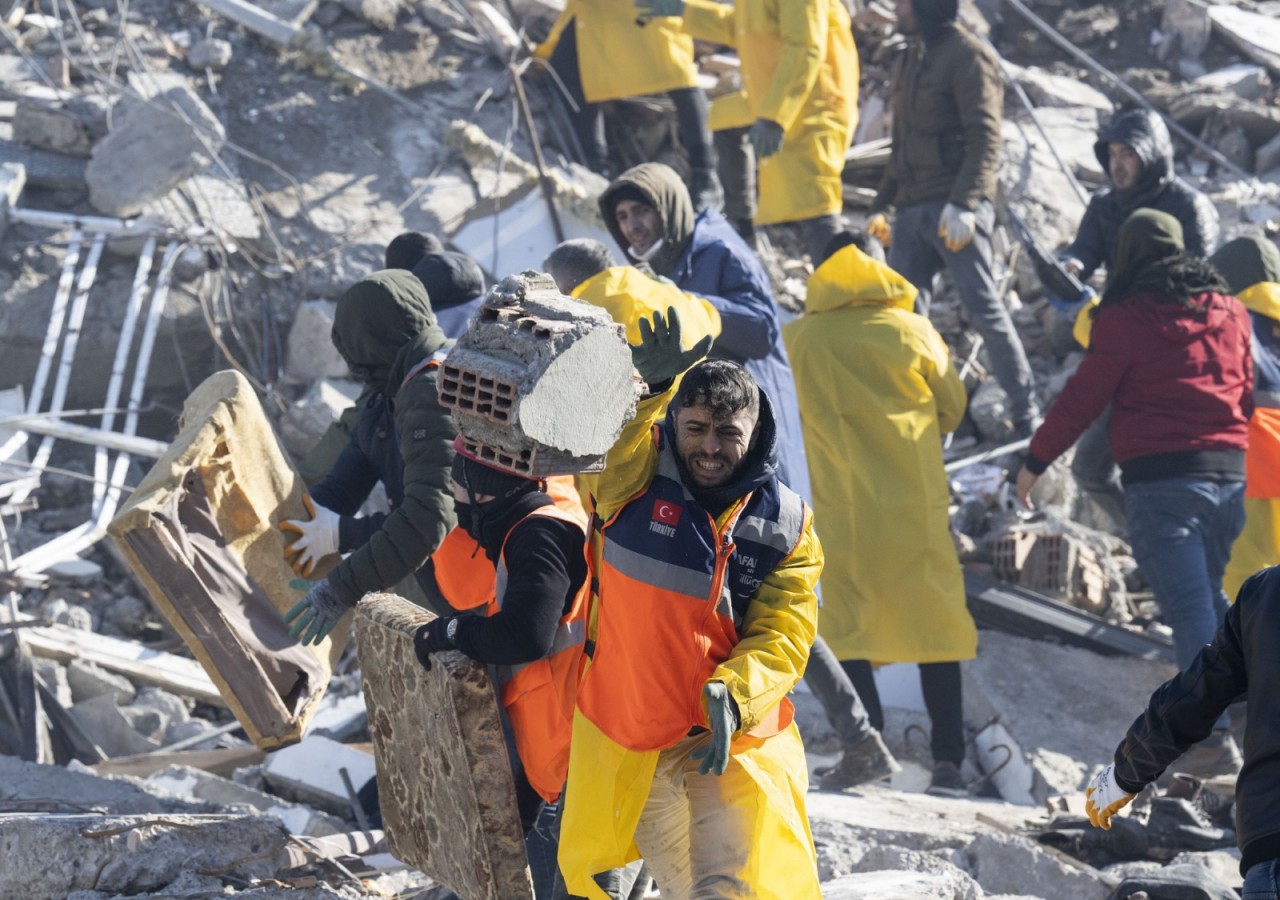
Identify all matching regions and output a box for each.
[1002,0,1256,184]
[944,437,1030,473]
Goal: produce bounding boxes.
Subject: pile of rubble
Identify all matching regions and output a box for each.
[1,0,1277,895]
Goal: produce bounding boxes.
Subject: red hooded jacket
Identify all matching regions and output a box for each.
[1029,290,1252,482]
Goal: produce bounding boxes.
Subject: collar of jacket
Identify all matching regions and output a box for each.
[807,245,918,314]
[660,386,780,516]
[475,489,553,563]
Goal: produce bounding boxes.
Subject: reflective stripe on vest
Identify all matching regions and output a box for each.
[577,429,805,752]
[398,346,449,393]
[493,503,589,804]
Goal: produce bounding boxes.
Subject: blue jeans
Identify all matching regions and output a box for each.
[888,198,1038,424]
[1244,859,1280,899]
[1124,478,1245,670]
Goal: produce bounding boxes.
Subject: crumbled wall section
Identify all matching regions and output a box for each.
[355,592,532,900]
[108,369,341,750]
[440,271,639,475]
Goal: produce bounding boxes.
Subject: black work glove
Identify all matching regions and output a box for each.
[413,618,456,671]
[631,306,713,388]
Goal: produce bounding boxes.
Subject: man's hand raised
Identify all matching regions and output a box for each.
[631,306,713,388]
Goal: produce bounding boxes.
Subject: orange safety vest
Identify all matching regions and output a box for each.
[492,503,590,804]
[576,428,804,752]
[432,477,588,612]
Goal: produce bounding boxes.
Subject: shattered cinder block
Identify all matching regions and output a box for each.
[109,370,342,751]
[355,592,532,900]
[440,271,639,476]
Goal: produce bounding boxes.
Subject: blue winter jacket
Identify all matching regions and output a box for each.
[670,209,812,503]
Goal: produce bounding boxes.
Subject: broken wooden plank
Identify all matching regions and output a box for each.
[964,569,1176,663]
[355,592,532,900]
[92,745,265,779]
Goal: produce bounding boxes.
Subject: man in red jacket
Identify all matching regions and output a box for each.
[1016,209,1252,778]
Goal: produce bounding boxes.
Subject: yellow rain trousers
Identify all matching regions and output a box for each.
[1226,281,1280,599]
[534,1,698,104]
[683,0,859,226]
[558,388,821,900]
[783,245,978,663]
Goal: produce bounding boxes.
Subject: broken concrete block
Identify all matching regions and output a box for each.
[285,300,350,383]
[262,734,375,818]
[45,558,103,586]
[86,74,226,217]
[278,378,364,459]
[69,693,161,757]
[1195,63,1272,101]
[967,831,1112,899]
[355,592,532,900]
[12,96,94,157]
[146,764,347,836]
[67,658,137,706]
[0,813,291,898]
[1160,0,1212,61]
[821,870,977,899]
[0,122,88,191]
[109,370,343,750]
[1005,64,1113,111]
[0,755,208,815]
[187,37,234,71]
[1208,5,1280,75]
[440,272,638,475]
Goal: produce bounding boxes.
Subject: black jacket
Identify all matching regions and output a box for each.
[1066,109,1219,280]
[1112,565,1280,874]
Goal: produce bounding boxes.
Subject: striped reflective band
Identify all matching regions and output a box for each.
[735,490,804,555]
[602,535,715,602]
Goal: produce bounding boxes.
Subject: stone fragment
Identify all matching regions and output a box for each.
[262,734,376,817]
[821,871,975,900]
[278,378,363,459]
[285,300,349,383]
[146,764,347,836]
[1195,64,1272,101]
[0,813,290,897]
[0,755,206,815]
[967,832,1112,899]
[109,371,342,750]
[356,592,532,900]
[86,75,226,217]
[187,38,233,71]
[69,693,161,756]
[1160,0,1212,61]
[44,558,103,585]
[67,658,137,705]
[1005,64,1113,111]
[12,95,97,157]
[440,272,638,475]
[1208,5,1280,75]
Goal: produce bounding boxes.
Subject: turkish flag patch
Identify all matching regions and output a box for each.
[651,499,682,525]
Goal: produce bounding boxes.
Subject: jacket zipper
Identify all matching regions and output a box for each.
[689,496,748,727]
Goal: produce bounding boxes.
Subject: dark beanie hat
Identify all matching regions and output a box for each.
[413,251,486,310]
[451,438,535,498]
[912,0,958,34]
[602,184,651,217]
[385,232,444,270]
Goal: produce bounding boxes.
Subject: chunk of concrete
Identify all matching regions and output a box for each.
[0,121,88,190]
[145,764,347,836]
[262,734,375,818]
[68,693,161,757]
[967,831,1112,899]
[355,592,532,900]
[303,690,368,743]
[188,38,234,71]
[1208,5,1280,75]
[284,300,349,383]
[109,370,342,750]
[278,378,363,459]
[1160,0,1212,60]
[0,755,208,815]
[441,272,638,475]
[67,658,137,706]
[1005,63,1113,111]
[1195,63,1272,101]
[821,870,976,899]
[86,74,226,217]
[0,813,291,898]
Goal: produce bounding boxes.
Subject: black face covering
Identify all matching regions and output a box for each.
[454,498,481,542]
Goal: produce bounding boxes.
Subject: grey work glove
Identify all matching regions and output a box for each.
[692,682,739,776]
[284,578,353,646]
[635,0,684,19]
[632,306,713,388]
[748,118,784,159]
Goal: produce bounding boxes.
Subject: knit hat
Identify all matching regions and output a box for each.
[413,251,485,310]
[450,437,535,499]
[385,232,444,270]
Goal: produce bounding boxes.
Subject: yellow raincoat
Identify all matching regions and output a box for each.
[534,1,698,104]
[683,0,859,226]
[1226,279,1280,599]
[558,386,822,899]
[783,246,977,663]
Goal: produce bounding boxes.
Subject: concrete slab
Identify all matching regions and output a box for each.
[145,764,347,836]
[355,591,532,900]
[109,370,343,750]
[262,734,375,818]
[0,755,207,815]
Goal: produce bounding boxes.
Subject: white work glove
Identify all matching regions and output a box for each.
[1085,764,1136,830]
[281,495,341,578]
[937,203,977,252]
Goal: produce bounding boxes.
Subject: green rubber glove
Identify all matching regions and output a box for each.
[284,578,352,646]
[631,306,713,388]
[691,682,739,776]
[635,0,685,19]
[748,118,784,159]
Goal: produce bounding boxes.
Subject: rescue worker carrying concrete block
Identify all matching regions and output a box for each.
[1017,210,1252,781]
[868,0,1041,438]
[282,270,457,642]
[558,308,824,898]
[635,0,859,258]
[534,0,723,211]
[1209,236,1280,601]
[1061,109,1223,533]
[1084,565,1280,898]
[784,230,977,797]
